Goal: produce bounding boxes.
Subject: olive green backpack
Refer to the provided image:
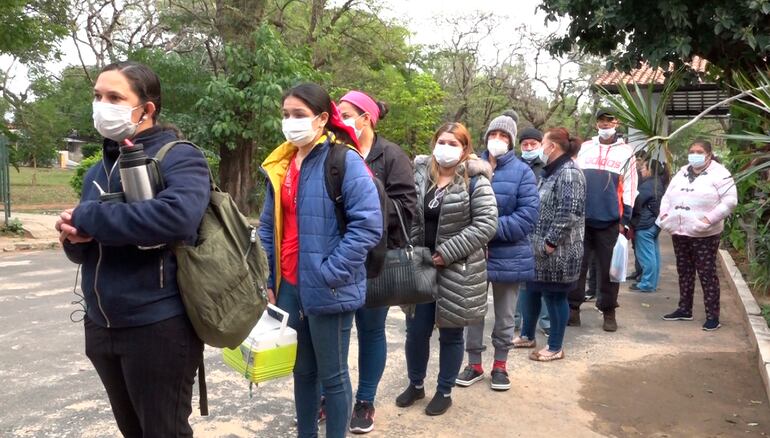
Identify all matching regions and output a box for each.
[156,141,269,349]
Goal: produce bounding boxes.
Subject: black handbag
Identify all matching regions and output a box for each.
[365,200,438,308]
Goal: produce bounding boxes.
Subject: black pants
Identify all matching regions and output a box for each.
[569,224,620,312]
[85,315,203,438]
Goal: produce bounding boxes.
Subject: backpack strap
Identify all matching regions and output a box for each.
[198,351,208,416]
[155,141,217,191]
[324,143,352,235]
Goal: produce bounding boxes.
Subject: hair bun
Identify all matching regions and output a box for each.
[376,101,389,120]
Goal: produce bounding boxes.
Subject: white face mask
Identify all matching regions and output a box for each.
[487,138,509,157]
[342,114,364,139]
[539,145,550,165]
[433,143,463,168]
[92,102,144,142]
[282,116,320,146]
[598,127,616,140]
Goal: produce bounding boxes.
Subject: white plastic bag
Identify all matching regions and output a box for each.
[609,234,629,283]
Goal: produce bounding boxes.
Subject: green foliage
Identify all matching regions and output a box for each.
[127,48,214,143]
[0,218,24,236]
[70,151,102,197]
[597,70,683,170]
[197,25,318,161]
[539,0,770,75]
[80,143,101,159]
[0,0,69,62]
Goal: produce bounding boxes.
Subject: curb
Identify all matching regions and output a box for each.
[719,249,770,402]
[1,240,60,252]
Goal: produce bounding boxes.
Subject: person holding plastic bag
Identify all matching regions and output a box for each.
[518,128,585,362]
[658,140,737,331]
[258,83,383,438]
[568,108,637,332]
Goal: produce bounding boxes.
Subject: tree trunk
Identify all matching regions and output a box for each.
[219,140,256,215]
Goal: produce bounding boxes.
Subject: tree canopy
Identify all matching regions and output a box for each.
[539,0,770,76]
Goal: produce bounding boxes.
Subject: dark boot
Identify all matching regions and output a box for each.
[568,308,581,327]
[603,309,617,332]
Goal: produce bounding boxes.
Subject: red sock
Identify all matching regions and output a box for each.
[493,360,506,371]
[471,363,483,373]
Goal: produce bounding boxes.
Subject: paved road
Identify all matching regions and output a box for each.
[2,238,770,437]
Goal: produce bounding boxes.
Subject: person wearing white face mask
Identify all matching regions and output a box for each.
[55,61,211,437]
[259,83,383,438]
[396,122,497,416]
[658,140,737,331]
[455,113,539,392]
[336,91,416,434]
[569,108,638,332]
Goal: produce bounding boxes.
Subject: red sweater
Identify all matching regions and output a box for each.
[280,155,300,285]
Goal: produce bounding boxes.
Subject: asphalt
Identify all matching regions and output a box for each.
[1,236,769,437]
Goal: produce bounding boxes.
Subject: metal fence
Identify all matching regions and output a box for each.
[0,135,10,226]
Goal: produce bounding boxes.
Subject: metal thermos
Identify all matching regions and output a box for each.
[119,143,158,203]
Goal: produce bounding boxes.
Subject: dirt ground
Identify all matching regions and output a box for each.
[2,236,770,437]
[581,352,770,437]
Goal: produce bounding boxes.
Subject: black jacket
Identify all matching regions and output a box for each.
[631,176,664,230]
[522,156,546,182]
[365,135,417,249]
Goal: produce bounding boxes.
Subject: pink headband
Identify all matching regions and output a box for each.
[340,91,380,127]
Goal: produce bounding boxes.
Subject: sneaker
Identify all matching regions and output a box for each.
[702,318,721,331]
[317,397,326,423]
[425,392,452,416]
[455,365,484,387]
[396,384,425,408]
[490,368,511,391]
[568,308,581,326]
[602,309,617,332]
[662,309,693,321]
[584,293,596,302]
[539,326,551,337]
[349,401,375,434]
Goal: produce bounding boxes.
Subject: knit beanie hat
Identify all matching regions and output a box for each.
[518,127,543,144]
[484,113,518,148]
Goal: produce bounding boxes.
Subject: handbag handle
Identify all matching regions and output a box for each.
[391,199,413,248]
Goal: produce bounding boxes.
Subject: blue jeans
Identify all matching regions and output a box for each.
[276,283,355,438]
[635,226,661,291]
[354,305,389,404]
[405,302,464,395]
[520,287,569,352]
[515,287,550,330]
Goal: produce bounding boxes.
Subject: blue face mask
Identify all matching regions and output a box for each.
[521,149,541,161]
[688,153,707,168]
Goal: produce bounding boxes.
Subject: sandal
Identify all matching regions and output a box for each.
[529,349,565,362]
[512,336,536,349]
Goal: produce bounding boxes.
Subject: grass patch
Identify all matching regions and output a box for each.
[0,218,24,236]
[8,167,79,209]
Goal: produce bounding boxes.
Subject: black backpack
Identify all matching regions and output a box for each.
[324,143,389,279]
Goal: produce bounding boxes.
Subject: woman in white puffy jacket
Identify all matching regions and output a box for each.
[657,140,737,331]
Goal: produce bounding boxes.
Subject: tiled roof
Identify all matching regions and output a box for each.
[595,56,710,86]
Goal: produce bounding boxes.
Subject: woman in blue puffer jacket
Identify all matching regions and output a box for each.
[259,83,383,438]
[455,112,539,392]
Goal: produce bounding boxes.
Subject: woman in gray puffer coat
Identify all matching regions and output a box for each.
[395,122,498,417]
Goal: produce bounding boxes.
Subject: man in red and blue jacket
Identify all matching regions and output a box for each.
[568,108,638,332]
